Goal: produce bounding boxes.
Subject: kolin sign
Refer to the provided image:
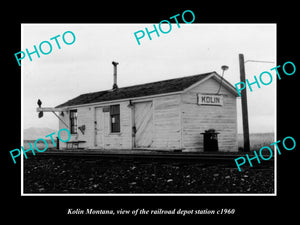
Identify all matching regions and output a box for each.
[197,94,223,106]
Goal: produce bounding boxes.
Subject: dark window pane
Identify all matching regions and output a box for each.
[69,110,78,134]
[110,105,120,133]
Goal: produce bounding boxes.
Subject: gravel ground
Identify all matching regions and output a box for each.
[23,156,274,194]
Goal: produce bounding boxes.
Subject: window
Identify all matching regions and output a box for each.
[110,105,120,133]
[69,110,78,134]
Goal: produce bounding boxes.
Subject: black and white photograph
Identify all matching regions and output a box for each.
[21,23,276,195]
[4,4,298,221]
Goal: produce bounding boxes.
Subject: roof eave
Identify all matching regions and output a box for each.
[211,72,239,97]
[55,90,184,109]
[181,72,239,97]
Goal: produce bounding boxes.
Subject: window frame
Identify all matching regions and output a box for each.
[69,109,78,134]
[110,104,120,133]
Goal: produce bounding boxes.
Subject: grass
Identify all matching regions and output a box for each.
[23,139,56,150]
[238,132,275,151]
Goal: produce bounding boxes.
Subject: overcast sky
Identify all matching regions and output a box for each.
[22,23,276,133]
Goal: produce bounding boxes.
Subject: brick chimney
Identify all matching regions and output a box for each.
[112,61,119,90]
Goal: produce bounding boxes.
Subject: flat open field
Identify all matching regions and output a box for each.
[238,132,275,151]
[24,155,274,194]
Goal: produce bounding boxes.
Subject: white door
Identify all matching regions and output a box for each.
[95,107,104,149]
[134,101,154,148]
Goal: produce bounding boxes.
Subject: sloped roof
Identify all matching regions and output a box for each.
[56,72,237,108]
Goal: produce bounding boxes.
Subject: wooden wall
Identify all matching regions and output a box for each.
[101,102,132,149]
[58,95,182,151]
[58,102,132,150]
[181,77,238,152]
[152,95,181,150]
[58,77,237,152]
[58,106,95,149]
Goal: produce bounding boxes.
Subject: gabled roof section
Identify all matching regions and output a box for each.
[56,72,237,108]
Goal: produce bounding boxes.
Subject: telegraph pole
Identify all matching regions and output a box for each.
[239,54,250,152]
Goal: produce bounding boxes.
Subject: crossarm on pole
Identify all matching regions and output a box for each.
[36,107,65,112]
[51,111,69,128]
[36,107,69,128]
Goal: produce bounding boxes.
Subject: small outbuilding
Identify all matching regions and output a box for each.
[55,69,239,152]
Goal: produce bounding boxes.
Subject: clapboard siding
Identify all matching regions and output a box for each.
[58,107,94,149]
[58,75,238,152]
[58,102,132,150]
[152,95,181,150]
[181,77,238,152]
[102,102,132,149]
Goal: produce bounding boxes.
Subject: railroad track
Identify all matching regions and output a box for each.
[25,150,274,169]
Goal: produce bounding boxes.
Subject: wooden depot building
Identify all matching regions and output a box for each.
[54,64,239,152]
